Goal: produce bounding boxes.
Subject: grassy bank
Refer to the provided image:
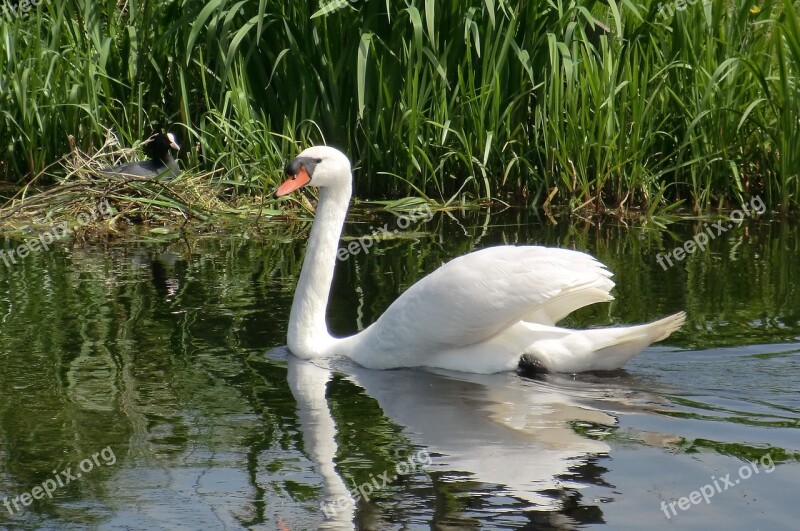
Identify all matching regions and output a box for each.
[0,0,797,214]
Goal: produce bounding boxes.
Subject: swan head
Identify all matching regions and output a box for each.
[274,146,351,197]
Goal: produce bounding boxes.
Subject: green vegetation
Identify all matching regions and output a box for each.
[0,0,798,214]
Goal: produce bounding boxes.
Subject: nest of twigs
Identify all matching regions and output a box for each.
[0,132,250,235]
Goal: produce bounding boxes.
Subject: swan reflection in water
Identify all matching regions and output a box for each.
[272,347,647,528]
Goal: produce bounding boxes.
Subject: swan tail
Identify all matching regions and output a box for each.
[639,311,687,342]
[586,311,687,370]
[521,312,686,373]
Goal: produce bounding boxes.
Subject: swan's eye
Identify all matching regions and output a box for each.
[314,158,322,164]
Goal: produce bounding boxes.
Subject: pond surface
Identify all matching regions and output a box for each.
[0,208,798,530]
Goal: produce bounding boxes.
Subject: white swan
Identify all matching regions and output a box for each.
[275,146,686,374]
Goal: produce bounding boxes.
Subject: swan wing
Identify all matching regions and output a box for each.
[363,246,614,357]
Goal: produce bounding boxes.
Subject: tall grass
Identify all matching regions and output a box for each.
[0,0,797,212]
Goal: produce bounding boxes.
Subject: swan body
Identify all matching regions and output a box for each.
[275,146,685,374]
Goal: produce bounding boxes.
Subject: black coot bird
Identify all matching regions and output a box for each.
[100,132,180,181]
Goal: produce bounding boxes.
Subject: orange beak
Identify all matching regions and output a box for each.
[274,165,312,197]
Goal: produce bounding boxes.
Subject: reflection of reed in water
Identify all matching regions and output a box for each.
[0,211,795,527]
[64,254,119,412]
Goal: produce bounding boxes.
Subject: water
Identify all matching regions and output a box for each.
[0,208,798,530]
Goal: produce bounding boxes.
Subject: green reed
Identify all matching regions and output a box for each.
[0,0,797,213]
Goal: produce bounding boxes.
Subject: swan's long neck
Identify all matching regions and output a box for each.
[287,182,352,358]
